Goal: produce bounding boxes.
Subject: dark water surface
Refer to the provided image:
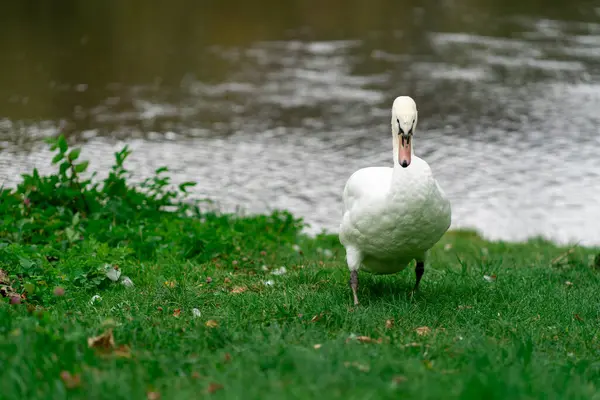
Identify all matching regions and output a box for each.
[1,1,599,244]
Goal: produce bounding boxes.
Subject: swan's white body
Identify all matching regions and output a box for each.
[339,96,451,304]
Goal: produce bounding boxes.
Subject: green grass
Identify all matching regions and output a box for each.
[1,137,600,400]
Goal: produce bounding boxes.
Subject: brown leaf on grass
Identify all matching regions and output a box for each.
[87,329,115,350]
[224,277,231,284]
[385,319,394,329]
[310,313,324,323]
[191,371,202,379]
[206,277,213,283]
[574,314,584,322]
[164,281,176,288]
[147,391,161,400]
[205,320,219,328]
[0,269,18,299]
[230,286,247,294]
[0,269,8,284]
[223,353,231,363]
[392,375,407,384]
[415,326,431,336]
[60,371,82,389]
[207,383,224,394]
[346,335,383,344]
[173,308,181,318]
[113,345,132,358]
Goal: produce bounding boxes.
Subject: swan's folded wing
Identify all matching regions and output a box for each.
[342,167,393,214]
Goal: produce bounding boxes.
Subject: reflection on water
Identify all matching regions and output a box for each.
[1,0,599,245]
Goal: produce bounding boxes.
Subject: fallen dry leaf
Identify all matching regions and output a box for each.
[415,326,431,336]
[223,353,231,363]
[113,345,132,358]
[224,277,231,284]
[205,320,219,328]
[0,269,18,299]
[164,281,176,288]
[457,305,473,310]
[173,308,181,318]
[230,286,247,294]
[574,313,584,322]
[392,375,408,384]
[53,287,65,296]
[60,371,82,389]
[0,269,8,283]
[207,383,224,394]
[310,313,324,323]
[206,277,213,283]
[385,319,394,329]
[346,335,383,344]
[87,329,115,350]
[147,391,161,400]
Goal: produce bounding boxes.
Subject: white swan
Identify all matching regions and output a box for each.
[339,96,451,305]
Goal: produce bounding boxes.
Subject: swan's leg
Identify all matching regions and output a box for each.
[350,270,359,306]
[345,246,362,305]
[413,259,425,292]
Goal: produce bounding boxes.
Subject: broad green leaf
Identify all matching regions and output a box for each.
[74,161,89,173]
[68,148,81,161]
[52,153,64,164]
[58,136,68,153]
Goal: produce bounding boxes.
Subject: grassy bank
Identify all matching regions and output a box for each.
[1,137,599,400]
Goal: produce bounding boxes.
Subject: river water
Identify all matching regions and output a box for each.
[1,1,599,245]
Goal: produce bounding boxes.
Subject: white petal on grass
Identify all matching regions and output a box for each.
[323,249,333,258]
[120,276,134,287]
[271,267,287,276]
[292,244,301,252]
[192,308,201,318]
[483,275,496,282]
[90,294,102,304]
[263,280,275,286]
[105,264,121,282]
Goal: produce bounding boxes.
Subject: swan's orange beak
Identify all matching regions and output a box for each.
[399,135,411,168]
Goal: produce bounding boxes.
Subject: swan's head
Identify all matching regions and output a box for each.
[391,96,418,168]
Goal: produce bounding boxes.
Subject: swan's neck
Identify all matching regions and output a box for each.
[390,137,417,195]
